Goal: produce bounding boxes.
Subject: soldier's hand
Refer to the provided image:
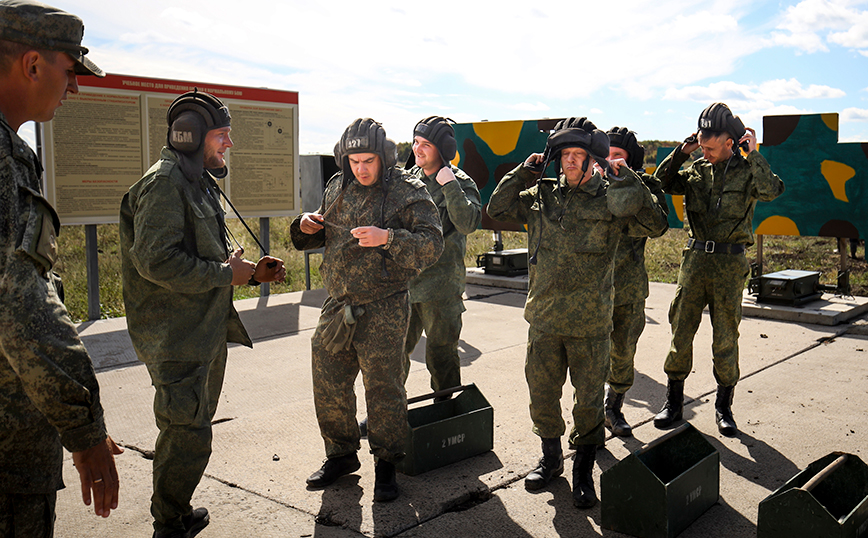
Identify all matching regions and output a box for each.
[607,158,626,176]
[72,435,123,517]
[435,165,456,185]
[254,256,286,283]
[350,226,388,247]
[682,133,699,154]
[299,213,325,234]
[228,248,256,285]
[740,127,757,153]
[524,153,544,167]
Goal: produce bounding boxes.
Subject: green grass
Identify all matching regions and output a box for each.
[55,220,868,322]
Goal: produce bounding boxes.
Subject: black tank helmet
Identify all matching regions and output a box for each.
[607,127,645,172]
[413,116,456,167]
[166,89,231,180]
[697,102,745,144]
[545,117,610,177]
[334,118,397,186]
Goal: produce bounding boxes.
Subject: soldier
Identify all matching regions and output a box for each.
[603,128,669,437]
[120,90,285,538]
[652,103,784,436]
[488,117,667,508]
[292,118,443,502]
[0,1,122,535]
[404,116,481,394]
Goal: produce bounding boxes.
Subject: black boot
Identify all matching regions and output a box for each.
[572,444,598,509]
[373,459,399,502]
[604,385,632,437]
[306,452,361,487]
[715,384,738,436]
[654,379,684,429]
[525,437,563,490]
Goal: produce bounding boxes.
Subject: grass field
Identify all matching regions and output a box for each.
[55,218,868,322]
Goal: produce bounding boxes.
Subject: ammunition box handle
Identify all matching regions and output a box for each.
[408,384,474,405]
[636,422,691,455]
[801,454,847,493]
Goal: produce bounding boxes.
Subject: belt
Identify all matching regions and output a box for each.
[687,238,745,254]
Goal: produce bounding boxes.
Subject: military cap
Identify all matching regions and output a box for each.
[0,0,104,77]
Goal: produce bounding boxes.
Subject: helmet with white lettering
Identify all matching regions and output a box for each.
[166,90,231,179]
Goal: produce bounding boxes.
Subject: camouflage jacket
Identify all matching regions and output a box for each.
[613,173,670,306]
[655,148,784,246]
[407,165,481,303]
[488,163,667,338]
[120,147,252,366]
[0,111,107,493]
[290,168,443,306]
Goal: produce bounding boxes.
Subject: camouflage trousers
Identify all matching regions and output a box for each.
[608,300,646,393]
[403,296,465,392]
[665,249,750,387]
[145,348,226,535]
[312,291,410,463]
[0,492,55,538]
[525,326,610,447]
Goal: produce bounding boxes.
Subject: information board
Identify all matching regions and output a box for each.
[42,73,299,225]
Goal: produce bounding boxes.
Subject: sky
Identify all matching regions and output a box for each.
[35,0,868,154]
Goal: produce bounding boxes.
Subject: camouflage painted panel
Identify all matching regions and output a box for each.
[757,113,868,238]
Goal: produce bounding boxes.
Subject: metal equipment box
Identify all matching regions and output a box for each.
[756,269,822,306]
[601,423,720,538]
[757,452,868,538]
[476,248,528,277]
[396,384,494,476]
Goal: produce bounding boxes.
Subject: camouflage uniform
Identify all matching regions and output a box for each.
[488,163,667,446]
[0,111,107,532]
[120,147,251,535]
[609,174,669,393]
[291,168,443,462]
[655,148,784,386]
[404,164,481,392]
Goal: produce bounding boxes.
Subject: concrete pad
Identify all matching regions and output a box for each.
[53,282,868,537]
[742,291,868,326]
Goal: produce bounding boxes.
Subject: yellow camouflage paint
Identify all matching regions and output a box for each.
[756,215,800,236]
[821,160,856,202]
[473,121,524,156]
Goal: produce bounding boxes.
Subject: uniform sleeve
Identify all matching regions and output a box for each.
[127,177,232,294]
[441,171,482,235]
[384,196,444,272]
[609,167,670,239]
[746,150,785,202]
[487,164,536,224]
[631,172,670,239]
[654,145,692,195]
[0,165,106,453]
[290,213,325,250]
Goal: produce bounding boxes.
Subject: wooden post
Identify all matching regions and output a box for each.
[756,235,763,272]
[85,224,100,321]
[259,217,270,297]
[839,237,849,274]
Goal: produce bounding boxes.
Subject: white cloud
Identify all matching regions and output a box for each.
[769,0,868,54]
[842,107,868,121]
[664,79,845,110]
[508,102,550,112]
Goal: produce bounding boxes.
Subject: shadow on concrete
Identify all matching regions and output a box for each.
[315,475,364,536]
[708,431,800,493]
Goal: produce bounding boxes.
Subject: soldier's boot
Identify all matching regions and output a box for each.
[572,444,598,509]
[306,452,361,488]
[653,379,684,429]
[715,384,738,437]
[524,437,564,490]
[373,459,399,502]
[604,385,633,437]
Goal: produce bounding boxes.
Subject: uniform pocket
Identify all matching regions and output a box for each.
[147,361,206,427]
[16,186,60,275]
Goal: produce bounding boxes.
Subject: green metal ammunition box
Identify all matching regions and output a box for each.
[758,452,868,538]
[397,384,494,476]
[601,423,720,538]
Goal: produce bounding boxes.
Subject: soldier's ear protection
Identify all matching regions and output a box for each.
[167,89,231,154]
